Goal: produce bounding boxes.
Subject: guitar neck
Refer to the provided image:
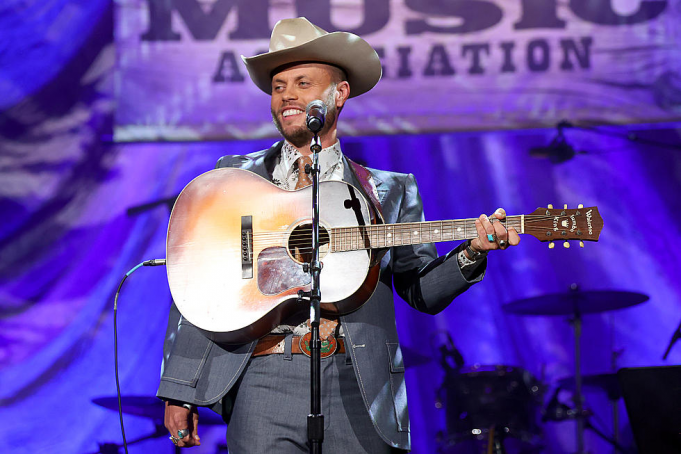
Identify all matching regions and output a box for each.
[330,216,524,252]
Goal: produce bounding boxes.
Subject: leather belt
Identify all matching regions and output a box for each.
[252,334,346,358]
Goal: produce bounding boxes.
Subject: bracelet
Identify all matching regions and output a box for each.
[168,399,194,411]
[457,250,476,268]
[465,240,488,262]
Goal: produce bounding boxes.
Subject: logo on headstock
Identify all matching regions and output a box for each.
[586,209,594,235]
[569,214,577,232]
[555,216,578,232]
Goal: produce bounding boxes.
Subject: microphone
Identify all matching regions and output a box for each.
[143,259,166,266]
[306,100,327,133]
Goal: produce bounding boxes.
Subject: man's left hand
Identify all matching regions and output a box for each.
[469,207,520,254]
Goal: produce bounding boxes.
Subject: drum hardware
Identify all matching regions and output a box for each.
[431,330,465,372]
[541,385,631,454]
[432,330,462,412]
[542,387,592,423]
[436,364,545,454]
[549,372,633,454]
[504,286,648,454]
[609,348,624,450]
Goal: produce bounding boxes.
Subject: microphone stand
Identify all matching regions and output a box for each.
[566,284,587,454]
[300,131,324,454]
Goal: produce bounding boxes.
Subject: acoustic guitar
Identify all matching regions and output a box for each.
[166,168,603,343]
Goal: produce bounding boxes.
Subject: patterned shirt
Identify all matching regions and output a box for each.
[271,140,345,190]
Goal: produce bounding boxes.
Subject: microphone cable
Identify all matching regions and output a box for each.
[113,259,166,454]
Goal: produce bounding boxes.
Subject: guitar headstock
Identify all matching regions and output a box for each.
[525,204,603,248]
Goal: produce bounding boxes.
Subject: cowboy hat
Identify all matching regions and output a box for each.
[242,17,382,98]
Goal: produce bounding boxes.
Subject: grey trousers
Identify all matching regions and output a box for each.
[223,342,407,454]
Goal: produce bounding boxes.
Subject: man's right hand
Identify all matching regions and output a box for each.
[164,401,201,448]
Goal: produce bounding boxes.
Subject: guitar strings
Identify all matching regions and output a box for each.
[252,225,578,243]
[248,215,580,244]
[248,215,582,241]
[247,216,590,253]
[252,232,581,249]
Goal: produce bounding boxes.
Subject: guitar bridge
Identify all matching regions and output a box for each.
[241,215,253,279]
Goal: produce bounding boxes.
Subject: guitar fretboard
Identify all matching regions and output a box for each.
[330,216,524,252]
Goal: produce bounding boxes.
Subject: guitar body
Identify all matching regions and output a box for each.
[166,168,379,343]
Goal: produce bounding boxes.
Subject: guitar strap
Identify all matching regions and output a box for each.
[346,158,384,224]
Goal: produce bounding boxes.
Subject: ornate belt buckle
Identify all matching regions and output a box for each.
[299,332,338,358]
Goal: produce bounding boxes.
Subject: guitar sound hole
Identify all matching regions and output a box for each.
[288,223,330,264]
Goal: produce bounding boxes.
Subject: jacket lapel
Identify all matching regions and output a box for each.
[342,157,389,207]
[245,141,283,181]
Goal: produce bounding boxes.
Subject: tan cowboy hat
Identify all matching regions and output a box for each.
[242,17,382,98]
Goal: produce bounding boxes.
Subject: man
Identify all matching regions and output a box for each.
[158,17,519,453]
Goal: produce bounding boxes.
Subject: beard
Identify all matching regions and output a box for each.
[271,89,338,149]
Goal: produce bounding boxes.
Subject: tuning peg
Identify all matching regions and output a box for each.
[580,241,584,248]
[548,204,554,209]
[578,203,584,209]
[564,204,568,209]
[549,241,555,249]
[563,241,570,249]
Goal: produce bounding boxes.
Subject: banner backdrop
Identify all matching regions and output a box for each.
[114,0,681,141]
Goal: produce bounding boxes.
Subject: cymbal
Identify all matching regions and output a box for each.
[503,290,649,316]
[557,373,621,400]
[92,395,225,425]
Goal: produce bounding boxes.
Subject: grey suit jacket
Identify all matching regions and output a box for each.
[157,141,485,450]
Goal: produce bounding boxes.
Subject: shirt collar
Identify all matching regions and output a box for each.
[281,140,343,174]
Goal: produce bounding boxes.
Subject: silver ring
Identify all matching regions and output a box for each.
[170,435,179,446]
[178,429,189,439]
[499,239,507,247]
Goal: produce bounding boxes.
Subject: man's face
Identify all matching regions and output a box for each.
[270,63,340,148]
